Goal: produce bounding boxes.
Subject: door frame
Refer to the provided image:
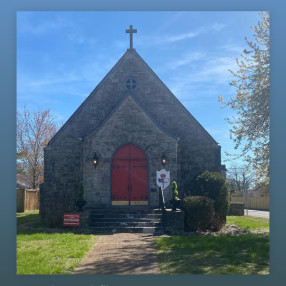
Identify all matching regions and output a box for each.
[109,142,150,207]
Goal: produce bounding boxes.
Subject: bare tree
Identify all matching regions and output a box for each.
[17,107,57,189]
[227,164,255,195]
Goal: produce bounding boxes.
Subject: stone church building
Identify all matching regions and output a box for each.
[40,26,222,223]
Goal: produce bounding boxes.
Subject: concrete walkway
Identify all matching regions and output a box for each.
[244,209,269,218]
[73,233,160,274]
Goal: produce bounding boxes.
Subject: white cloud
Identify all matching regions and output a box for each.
[67,33,86,44]
[192,57,237,83]
[133,22,228,49]
[169,55,237,89]
[161,31,198,43]
[156,22,227,45]
[17,50,119,105]
[168,52,207,69]
[219,43,245,54]
[211,22,227,32]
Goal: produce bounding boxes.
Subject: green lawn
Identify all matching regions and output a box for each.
[227,216,269,231]
[17,211,269,275]
[17,210,40,225]
[17,211,98,275]
[154,215,269,275]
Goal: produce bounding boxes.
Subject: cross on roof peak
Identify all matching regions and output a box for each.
[125,25,137,50]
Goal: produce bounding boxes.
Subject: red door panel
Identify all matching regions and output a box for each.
[130,162,148,202]
[114,144,129,159]
[111,159,129,204]
[112,144,148,206]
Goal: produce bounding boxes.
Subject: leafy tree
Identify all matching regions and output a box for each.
[219,12,269,186]
[17,107,57,189]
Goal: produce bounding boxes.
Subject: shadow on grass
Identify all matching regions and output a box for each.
[17,215,113,236]
[154,234,269,274]
[17,213,40,225]
[17,222,106,236]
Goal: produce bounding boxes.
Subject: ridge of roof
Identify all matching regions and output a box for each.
[84,94,178,141]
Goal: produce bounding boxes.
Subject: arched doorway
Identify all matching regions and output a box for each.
[111,144,148,206]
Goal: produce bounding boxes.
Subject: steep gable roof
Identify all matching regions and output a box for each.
[48,48,218,146]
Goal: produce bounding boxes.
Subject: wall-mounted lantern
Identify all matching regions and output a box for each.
[93,153,98,168]
[161,153,167,167]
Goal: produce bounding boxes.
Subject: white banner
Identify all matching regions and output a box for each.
[156,169,170,189]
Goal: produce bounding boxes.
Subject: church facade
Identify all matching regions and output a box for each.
[40,27,222,223]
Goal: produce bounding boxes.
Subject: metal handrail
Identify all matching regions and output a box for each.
[159,186,166,233]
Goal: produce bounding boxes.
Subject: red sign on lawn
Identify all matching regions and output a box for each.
[63,213,80,226]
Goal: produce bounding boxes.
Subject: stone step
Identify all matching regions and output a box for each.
[89,221,163,228]
[85,207,164,233]
[86,226,165,234]
[87,208,161,215]
[89,217,162,222]
[89,213,162,219]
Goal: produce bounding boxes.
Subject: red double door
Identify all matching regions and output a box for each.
[111,144,148,206]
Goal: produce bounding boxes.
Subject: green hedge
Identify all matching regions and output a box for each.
[184,171,230,231]
[183,196,215,232]
[195,171,230,219]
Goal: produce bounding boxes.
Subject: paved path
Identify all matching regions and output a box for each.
[73,233,160,274]
[244,209,269,218]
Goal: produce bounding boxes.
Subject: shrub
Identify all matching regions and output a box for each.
[76,183,84,202]
[194,171,230,230]
[75,183,86,211]
[194,171,230,215]
[183,196,215,232]
[171,181,179,201]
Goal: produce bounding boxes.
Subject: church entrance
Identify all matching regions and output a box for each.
[111,144,148,206]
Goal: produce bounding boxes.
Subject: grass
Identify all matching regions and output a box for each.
[17,211,269,275]
[17,211,98,275]
[154,215,269,274]
[154,234,269,274]
[17,210,40,225]
[226,216,269,232]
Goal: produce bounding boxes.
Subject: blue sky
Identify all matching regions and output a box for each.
[17,11,262,169]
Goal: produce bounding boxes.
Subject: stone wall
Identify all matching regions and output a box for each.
[227,202,244,216]
[165,209,185,234]
[83,96,178,207]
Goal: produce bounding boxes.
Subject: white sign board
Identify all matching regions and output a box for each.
[156,169,170,189]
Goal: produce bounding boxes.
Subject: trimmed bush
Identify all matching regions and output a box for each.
[171,181,179,201]
[194,171,230,230]
[76,183,84,201]
[183,196,215,232]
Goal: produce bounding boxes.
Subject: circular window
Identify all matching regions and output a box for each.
[125,79,137,90]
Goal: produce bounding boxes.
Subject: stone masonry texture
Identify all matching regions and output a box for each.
[40,49,221,224]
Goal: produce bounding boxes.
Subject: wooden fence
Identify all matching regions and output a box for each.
[231,196,269,211]
[17,189,40,212]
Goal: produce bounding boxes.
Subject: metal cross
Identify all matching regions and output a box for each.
[125,25,137,49]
